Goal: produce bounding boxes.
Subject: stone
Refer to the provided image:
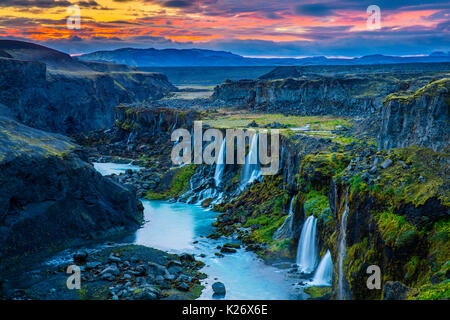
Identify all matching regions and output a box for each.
[108,253,121,263]
[85,262,101,269]
[383,281,410,300]
[100,265,120,276]
[73,251,88,264]
[381,159,393,169]
[212,282,226,295]
[220,247,237,253]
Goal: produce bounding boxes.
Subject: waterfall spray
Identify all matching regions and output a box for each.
[296,215,318,273]
[311,250,333,286]
[338,188,350,300]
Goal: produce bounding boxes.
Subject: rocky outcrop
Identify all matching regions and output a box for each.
[212,77,400,116]
[0,117,143,261]
[212,67,449,118]
[323,147,449,299]
[378,78,450,152]
[0,41,176,135]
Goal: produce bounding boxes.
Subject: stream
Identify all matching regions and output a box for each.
[94,162,306,300]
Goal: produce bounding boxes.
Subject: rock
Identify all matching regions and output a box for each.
[100,273,115,281]
[223,243,241,249]
[246,120,259,128]
[220,247,237,253]
[378,79,449,152]
[100,265,120,276]
[167,261,183,275]
[135,265,147,276]
[380,159,393,169]
[0,117,143,259]
[108,253,121,263]
[73,251,88,264]
[134,287,157,300]
[430,275,442,285]
[212,282,226,295]
[177,282,190,291]
[0,44,176,134]
[383,281,410,300]
[148,262,168,276]
[85,262,101,269]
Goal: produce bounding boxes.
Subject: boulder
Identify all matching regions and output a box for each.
[212,282,226,295]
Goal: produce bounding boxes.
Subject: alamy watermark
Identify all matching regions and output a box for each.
[67,5,81,30]
[366,265,381,290]
[66,265,81,290]
[171,121,280,176]
[367,5,381,30]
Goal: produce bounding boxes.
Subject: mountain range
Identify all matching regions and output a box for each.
[78,47,450,67]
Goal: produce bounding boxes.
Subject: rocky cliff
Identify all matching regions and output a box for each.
[378,78,449,152]
[212,76,401,116]
[212,67,449,118]
[0,117,143,263]
[0,41,176,134]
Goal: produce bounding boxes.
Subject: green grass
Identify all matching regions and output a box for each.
[202,110,351,132]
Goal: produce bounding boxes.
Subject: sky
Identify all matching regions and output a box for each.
[0,0,448,57]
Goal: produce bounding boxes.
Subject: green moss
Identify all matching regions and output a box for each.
[244,214,287,243]
[303,286,332,299]
[379,147,448,207]
[145,165,196,200]
[429,219,450,269]
[410,280,450,300]
[304,190,329,218]
[384,78,450,104]
[376,211,418,248]
[297,151,348,193]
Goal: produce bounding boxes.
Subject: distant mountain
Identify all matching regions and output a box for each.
[79,48,248,67]
[0,40,92,72]
[79,47,450,67]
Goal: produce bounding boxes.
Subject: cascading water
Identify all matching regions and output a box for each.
[214,138,226,187]
[296,215,318,273]
[338,189,350,300]
[273,196,295,240]
[240,133,261,189]
[311,250,333,286]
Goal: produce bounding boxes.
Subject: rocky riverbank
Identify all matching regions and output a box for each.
[0,244,205,300]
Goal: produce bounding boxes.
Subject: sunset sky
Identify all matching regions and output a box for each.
[0,0,449,56]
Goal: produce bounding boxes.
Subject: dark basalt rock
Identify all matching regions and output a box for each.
[0,117,143,261]
[378,79,449,152]
[0,41,176,135]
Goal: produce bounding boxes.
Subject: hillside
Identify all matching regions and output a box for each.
[0,41,177,134]
[79,47,450,67]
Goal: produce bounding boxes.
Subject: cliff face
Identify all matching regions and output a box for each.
[212,77,402,116]
[378,78,450,152]
[0,117,143,261]
[323,146,449,299]
[0,55,176,134]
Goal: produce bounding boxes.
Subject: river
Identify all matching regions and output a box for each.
[94,162,305,300]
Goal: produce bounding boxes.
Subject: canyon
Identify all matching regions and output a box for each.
[0,40,448,300]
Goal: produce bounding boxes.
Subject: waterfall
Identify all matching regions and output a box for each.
[296,215,318,273]
[214,138,226,187]
[338,189,350,300]
[273,196,295,240]
[240,133,261,189]
[311,250,333,286]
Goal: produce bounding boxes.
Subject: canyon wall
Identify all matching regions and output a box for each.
[378,78,449,152]
[0,57,176,135]
[0,117,143,262]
